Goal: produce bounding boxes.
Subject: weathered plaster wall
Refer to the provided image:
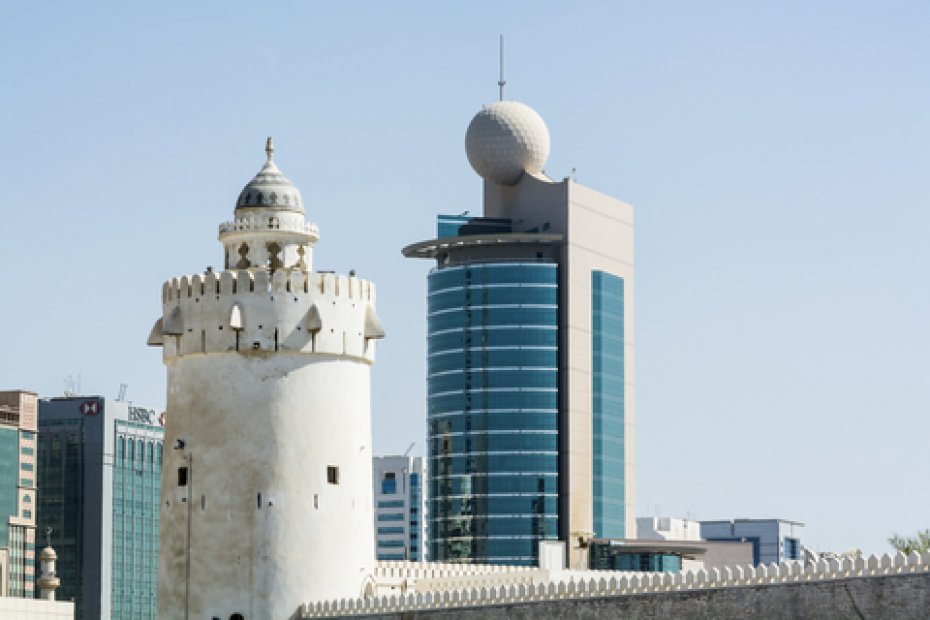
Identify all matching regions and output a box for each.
[157,268,380,619]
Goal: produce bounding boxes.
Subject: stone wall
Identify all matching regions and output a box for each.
[356,573,930,619]
[298,552,930,619]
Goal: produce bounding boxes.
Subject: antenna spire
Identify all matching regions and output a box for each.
[497,35,506,101]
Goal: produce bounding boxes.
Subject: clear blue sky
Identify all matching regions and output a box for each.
[2,2,927,556]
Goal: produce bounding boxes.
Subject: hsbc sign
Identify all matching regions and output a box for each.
[129,406,158,425]
[80,401,100,416]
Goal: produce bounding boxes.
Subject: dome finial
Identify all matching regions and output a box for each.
[265,136,275,161]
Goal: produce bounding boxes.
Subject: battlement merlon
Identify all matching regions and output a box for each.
[146,268,385,363]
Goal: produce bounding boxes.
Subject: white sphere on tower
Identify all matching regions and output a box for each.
[465,100,550,186]
[151,139,384,619]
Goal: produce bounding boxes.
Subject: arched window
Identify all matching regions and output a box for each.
[266,242,283,270]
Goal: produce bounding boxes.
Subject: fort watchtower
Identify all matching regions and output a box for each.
[149,139,384,619]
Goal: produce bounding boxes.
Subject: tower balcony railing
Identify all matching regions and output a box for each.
[219,218,319,237]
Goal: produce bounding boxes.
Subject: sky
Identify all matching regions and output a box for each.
[1,2,927,556]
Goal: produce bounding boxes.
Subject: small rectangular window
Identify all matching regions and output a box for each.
[381,471,397,495]
[327,466,339,485]
[177,467,188,486]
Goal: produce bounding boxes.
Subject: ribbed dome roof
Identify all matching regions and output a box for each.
[235,137,303,213]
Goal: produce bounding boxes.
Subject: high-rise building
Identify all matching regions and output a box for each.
[373,455,427,561]
[403,100,634,566]
[0,390,38,598]
[149,138,384,618]
[36,396,164,620]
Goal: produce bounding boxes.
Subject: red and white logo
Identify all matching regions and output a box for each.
[80,401,99,416]
[158,411,167,426]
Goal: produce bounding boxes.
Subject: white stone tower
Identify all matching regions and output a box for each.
[37,529,60,602]
[149,139,384,619]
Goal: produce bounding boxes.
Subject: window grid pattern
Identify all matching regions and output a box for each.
[592,271,625,538]
[408,472,423,561]
[0,431,16,516]
[37,426,85,617]
[7,525,25,597]
[110,427,162,620]
[428,262,559,565]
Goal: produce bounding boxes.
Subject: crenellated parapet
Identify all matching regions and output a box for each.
[148,268,384,363]
[298,552,930,618]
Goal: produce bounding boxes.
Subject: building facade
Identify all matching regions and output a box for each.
[404,100,634,566]
[149,139,384,619]
[637,517,703,542]
[700,518,805,566]
[36,396,163,620]
[373,455,427,561]
[0,391,38,598]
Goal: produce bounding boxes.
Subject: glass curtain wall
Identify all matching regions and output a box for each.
[111,423,161,619]
[428,262,559,565]
[591,271,625,538]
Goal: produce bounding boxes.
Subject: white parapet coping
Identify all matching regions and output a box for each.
[297,551,930,618]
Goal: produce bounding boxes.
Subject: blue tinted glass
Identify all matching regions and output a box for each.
[592,271,625,538]
[427,262,560,564]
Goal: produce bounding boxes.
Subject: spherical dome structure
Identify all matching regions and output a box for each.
[236,137,303,213]
[465,101,550,186]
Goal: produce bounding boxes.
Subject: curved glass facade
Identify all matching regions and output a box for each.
[427,262,559,565]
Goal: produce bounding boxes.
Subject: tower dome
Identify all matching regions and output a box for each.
[235,137,303,212]
[465,100,550,186]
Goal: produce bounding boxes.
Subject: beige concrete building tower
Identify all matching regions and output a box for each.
[0,390,38,598]
[404,101,634,568]
[149,139,385,619]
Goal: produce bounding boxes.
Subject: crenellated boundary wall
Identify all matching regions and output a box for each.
[296,552,930,619]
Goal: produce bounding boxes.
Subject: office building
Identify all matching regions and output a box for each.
[404,99,634,566]
[373,455,427,561]
[701,518,805,565]
[37,396,164,619]
[148,138,384,618]
[0,390,38,598]
[637,516,702,542]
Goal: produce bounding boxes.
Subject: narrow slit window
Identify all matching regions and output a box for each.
[177,467,188,487]
[327,466,339,485]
